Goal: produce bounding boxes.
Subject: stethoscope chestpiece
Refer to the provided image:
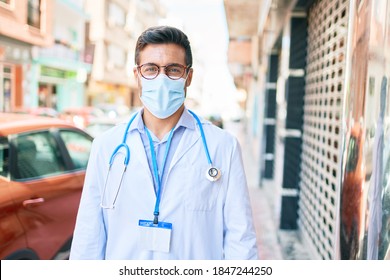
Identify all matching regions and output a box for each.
[206,166,222,182]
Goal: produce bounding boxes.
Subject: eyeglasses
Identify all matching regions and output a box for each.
[137,63,191,80]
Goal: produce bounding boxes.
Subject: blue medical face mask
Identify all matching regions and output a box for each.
[140,74,186,119]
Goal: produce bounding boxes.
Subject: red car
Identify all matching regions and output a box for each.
[340,123,366,259]
[0,113,93,259]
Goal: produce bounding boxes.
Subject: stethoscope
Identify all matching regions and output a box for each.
[100,109,222,211]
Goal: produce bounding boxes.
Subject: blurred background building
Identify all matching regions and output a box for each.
[31,0,91,112]
[0,0,164,113]
[0,0,389,260]
[84,0,164,109]
[0,0,53,112]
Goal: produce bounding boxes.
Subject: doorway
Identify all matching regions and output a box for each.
[38,83,57,110]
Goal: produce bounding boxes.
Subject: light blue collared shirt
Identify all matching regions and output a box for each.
[129,108,195,192]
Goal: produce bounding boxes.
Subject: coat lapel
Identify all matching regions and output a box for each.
[168,126,201,172]
[128,130,153,179]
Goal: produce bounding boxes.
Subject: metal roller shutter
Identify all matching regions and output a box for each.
[299,0,349,259]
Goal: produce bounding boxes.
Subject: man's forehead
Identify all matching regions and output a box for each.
[141,43,185,52]
[139,44,186,64]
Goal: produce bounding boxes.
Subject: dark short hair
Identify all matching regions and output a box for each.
[134,26,192,67]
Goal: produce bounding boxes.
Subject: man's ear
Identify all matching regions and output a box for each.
[133,67,141,87]
[185,68,193,87]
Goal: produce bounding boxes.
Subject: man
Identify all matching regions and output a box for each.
[70,26,258,260]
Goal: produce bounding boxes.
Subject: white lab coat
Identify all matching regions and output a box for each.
[70,110,258,260]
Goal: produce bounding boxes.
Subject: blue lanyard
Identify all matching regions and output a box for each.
[145,127,175,224]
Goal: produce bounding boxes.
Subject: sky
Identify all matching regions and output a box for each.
[159,0,241,119]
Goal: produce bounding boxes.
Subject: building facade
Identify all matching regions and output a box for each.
[28,0,91,112]
[0,0,53,112]
[84,0,164,109]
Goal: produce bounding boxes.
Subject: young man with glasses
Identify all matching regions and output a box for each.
[70,26,258,260]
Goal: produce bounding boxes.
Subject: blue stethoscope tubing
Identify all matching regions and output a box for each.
[100,109,221,211]
[187,110,212,164]
[100,113,137,209]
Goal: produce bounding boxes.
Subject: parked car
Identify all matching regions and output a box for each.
[0,113,93,260]
[59,106,105,129]
[340,123,366,259]
[96,103,131,120]
[85,106,137,138]
[13,107,59,118]
[85,117,118,138]
[206,114,224,129]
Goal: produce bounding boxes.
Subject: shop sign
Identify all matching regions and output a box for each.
[40,65,77,79]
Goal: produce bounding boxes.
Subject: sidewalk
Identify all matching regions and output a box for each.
[224,120,312,260]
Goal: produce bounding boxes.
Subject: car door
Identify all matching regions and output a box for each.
[8,129,91,259]
[0,136,28,259]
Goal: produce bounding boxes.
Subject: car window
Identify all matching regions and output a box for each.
[0,137,9,178]
[13,132,66,180]
[59,130,92,170]
[346,136,358,173]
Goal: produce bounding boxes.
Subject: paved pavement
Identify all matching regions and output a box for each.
[224,120,313,260]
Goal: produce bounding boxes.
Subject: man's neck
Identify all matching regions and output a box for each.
[143,106,184,140]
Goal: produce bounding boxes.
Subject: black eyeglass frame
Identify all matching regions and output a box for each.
[137,63,192,80]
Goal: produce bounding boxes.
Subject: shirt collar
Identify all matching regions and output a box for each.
[177,107,196,130]
[128,107,195,134]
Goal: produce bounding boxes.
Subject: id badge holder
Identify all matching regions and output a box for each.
[138,220,172,253]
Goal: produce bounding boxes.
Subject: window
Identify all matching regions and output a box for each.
[107,44,126,68]
[60,130,92,170]
[0,137,9,178]
[27,0,41,29]
[107,2,125,27]
[2,64,13,112]
[345,136,358,173]
[13,132,66,180]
